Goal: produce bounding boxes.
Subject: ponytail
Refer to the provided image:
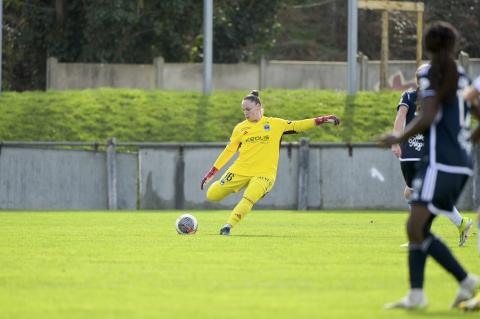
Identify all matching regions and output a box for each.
[424,22,459,103]
[243,90,261,105]
[430,51,458,102]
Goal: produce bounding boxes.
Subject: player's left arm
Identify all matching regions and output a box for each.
[282,115,340,134]
[381,72,441,147]
[381,96,439,146]
[391,106,407,158]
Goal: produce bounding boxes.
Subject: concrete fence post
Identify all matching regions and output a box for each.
[358,53,369,91]
[154,56,165,89]
[297,138,310,211]
[458,51,470,77]
[107,137,118,210]
[46,57,58,90]
[259,55,268,90]
[174,146,185,209]
[473,144,480,209]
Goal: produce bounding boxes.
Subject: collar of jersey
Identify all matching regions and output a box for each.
[247,116,266,125]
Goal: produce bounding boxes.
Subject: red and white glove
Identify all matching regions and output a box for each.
[314,115,340,126]
[200,167,219,190]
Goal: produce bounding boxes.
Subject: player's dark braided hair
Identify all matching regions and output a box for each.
[243,90,261,105]
[424,21,459,103]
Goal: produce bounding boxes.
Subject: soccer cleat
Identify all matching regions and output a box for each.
[384,290,428,310]
[459,293,480,311]
[458,217,473,247]
[219,224,231,236]
[451,274,480,308]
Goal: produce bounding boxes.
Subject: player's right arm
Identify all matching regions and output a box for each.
[200,125,241,190]
[464,76,480,143]
[391,92,409,158]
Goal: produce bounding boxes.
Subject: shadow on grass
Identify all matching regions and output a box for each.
[204,233,308,238]
[409,310,467,318]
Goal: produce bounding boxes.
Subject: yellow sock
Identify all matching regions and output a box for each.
[227,196,254,226]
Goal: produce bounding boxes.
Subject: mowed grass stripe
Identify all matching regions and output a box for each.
[0,211,477,319]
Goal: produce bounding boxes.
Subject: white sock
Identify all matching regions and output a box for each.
[408,288,425,304]
[461,274,478,290]
[448,206,463,227]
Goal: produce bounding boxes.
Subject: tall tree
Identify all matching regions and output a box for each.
[3,0,284,91]
[4,0,54,91]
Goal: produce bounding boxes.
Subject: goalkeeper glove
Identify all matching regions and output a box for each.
[314,115,340,126]
[200,167,219,190]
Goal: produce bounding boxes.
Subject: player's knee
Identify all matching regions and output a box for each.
[206,187,221,202]
[207,184,225,202]
[406,217,425,242]
[244,183,268,203]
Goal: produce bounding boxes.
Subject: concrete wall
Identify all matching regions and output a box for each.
[162,63,259,91]
[47,58,156,90]
[46,56,480,91]
[138,143,478,211]
[0,143,477,210]
[0,147,137,210]
[265,61,350,90]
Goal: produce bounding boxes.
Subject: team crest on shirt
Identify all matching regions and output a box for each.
[264,124,270,131]
[408,134,424,151]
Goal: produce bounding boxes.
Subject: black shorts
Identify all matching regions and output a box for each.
[400,160,419,188]
[410,163,469,215]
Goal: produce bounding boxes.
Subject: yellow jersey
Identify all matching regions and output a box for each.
[213,116,316,177]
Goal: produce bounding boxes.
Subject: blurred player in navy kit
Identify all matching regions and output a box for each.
[457,75,480,311]
[382,21,480,309]
[391,64,472,247]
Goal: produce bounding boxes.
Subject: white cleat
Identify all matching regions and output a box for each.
[459,293,480,311]
[385,290,428,310]
[399,242,409,248]
[452,274,480,308]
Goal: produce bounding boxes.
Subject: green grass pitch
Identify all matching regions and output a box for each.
[1,211,478,319]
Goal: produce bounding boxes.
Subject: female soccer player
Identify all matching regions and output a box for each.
[391,64,472,247]
[200,90,340,235]
[381,22,480,309]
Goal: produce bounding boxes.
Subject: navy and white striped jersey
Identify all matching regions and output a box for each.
[417,64,473,174]
[397,89,424,161]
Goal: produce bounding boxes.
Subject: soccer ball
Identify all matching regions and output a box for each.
[175,214,198,235]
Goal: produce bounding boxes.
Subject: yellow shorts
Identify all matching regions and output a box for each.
[206,171,275,203]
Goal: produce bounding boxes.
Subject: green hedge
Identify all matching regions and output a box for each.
[0,89,401,142]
